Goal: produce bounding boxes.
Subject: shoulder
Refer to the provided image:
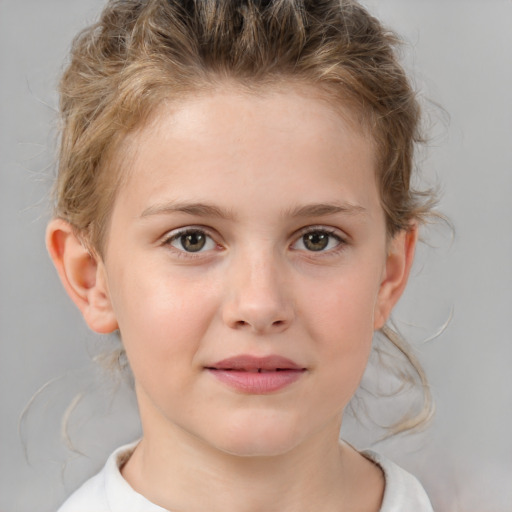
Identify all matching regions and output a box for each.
[57,467,109,512]
[57,441,167,512]
[362,450,434,512]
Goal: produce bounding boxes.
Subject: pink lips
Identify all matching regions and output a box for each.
[206,355,306,394]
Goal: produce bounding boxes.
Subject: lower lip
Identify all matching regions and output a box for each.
[207,369,305,393]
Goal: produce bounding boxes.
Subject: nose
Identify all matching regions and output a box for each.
[222,251,294,334]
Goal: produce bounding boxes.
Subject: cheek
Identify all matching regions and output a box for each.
[302,271,380,344]
[108,266,220,373]
[298,269,381,389]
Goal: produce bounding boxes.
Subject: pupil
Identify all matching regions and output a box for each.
[182,232,206,252]
[304,232,328,251]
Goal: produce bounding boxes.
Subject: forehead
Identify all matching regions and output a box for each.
[113,84,381,221]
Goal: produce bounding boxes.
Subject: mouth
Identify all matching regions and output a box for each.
[206,354,306,373]
[205,355,307,393]
[209,368,297,373]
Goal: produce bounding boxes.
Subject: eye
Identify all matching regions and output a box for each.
[292,229,344,252]
[167,229,217,253]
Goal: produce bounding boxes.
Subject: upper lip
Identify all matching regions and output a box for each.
[206,355,305,372]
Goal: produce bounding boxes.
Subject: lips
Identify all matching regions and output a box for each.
[205,355,306,393]
[207,354,305,372]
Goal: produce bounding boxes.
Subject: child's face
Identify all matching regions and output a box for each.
[91,86,413,456]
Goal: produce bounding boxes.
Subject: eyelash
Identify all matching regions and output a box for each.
[162,227,220,259]
[161,226,347,258]
[292,226,347,255]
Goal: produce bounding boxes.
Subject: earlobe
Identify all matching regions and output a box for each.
[46,219,118,334]
[373,226,418,330]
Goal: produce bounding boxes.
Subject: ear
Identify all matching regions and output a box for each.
[46,218,118,334]
[373,225,418,330]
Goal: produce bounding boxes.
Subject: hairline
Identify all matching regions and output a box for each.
[94,76,380,257]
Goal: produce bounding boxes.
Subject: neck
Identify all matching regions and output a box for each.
[121,391,384,512]
[123,425,351,512]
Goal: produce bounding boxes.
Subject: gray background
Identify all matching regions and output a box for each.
[1,1,511,511]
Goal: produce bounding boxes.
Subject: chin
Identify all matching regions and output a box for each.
[206,415,305,458]
[217,436,300,458]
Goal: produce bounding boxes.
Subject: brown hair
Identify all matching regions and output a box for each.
[54,0,436,434]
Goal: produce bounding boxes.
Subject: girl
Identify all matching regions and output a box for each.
[46,0,435,510]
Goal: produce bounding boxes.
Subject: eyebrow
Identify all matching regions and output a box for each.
[141,202,235,220]
[284,202,367,218]
[140,201,366,220]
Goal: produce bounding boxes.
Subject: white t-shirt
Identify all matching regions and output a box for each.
[57,442,433,512]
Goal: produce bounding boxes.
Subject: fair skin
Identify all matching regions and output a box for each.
[47,85,417,512]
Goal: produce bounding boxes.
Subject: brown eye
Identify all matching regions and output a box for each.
[169,229,215,253]
[181,232,206,252]
[291,229,343,253]
[302,232,329,251]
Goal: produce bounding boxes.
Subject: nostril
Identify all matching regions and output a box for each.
[233,319,286,330]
